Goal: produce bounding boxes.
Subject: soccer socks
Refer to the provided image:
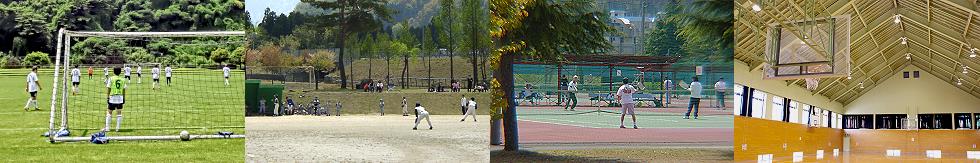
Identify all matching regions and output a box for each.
[115,115,123,131]
[225,79,229,86]
[104,114,112,131]
[32,100,38,109]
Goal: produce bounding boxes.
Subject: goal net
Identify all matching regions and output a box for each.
[46,29,246,142]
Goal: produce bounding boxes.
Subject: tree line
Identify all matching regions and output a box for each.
[247,0,490,89]
[0,0,248,67]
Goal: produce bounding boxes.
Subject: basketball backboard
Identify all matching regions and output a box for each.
[763,15,851,80]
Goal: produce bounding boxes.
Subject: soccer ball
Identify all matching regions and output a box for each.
[179,130,190,141]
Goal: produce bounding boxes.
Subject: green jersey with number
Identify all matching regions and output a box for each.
[109,76,125,95]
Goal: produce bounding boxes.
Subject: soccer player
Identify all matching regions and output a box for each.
[71,65,80,95]
[565,75,578,111]
[151,65,161,90]
[401,97,408,116]
[460,98,477,122]
[714,78,727,108]
[24,66,41,111]
[104,67,126,132]
[615,77,638,129]
[103,67,109,83]
[379,99,385,116]
[222,64,231,86]
[136,65,142,84]
[460,95,467,115]
[413,103,432,130]
[684,76,703,119]
[87,66,93,80]
[165,65,172,86]
[123,65,132,83]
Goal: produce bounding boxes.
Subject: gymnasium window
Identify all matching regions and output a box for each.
[734,84,743,116]
[771,96,784,121]
[955,113,972,129]
[751,90,767,119]
[822,109,830,128]
[813,108,825,127]
[789,101,800,124]
[801,104,811,126]
[875,114,907,129]
[835,113,843,129]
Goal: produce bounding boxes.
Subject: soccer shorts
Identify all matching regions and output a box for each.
[621,103,636,115]
[125,76,131,80]
[137,73,141,77]
[153,78,159,82]
[108,103,124,110]
[72,82,79,86]
[224,76,229,79]
[29,91,37,98]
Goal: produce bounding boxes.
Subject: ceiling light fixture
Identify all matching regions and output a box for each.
[905,53,911,60]
[859,82,865,89]
[958,79,963,85]
[900,37,907,45]
[752,4,761,12]
[971,48,978,58]
[894,14,902,24]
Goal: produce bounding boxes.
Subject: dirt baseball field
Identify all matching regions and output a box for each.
[245,115,489,162]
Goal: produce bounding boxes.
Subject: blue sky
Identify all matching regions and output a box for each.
[245,0,301,25]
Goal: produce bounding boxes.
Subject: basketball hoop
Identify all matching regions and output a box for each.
[805,78,819,91]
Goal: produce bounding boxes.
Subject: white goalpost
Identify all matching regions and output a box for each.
[47,29,247,143]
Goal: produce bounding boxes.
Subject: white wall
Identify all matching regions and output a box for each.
[845,65,980,114]
[735,60,845,115]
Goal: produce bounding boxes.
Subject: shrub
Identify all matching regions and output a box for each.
[23,51,51,66]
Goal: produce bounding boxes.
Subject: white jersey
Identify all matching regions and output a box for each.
[136,66,142,74]
[222,67,230,77]
[415,106,428,114]
[151,68,160,79]
[165,67,172,77]
[663,80,673,89]
[467,100,477,110]
[124,67,131,76]
[567,81,578,91]
[461,97,467,106]
[27,72,39,92]
[103,68,109,77]
[616,84,636,104]
[714,81,726,92]
[689,81,703,98]
[71,68,80,82]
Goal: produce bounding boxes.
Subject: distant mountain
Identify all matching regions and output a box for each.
[292,0,440,27]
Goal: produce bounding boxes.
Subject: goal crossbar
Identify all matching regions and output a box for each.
[48,29,246,143]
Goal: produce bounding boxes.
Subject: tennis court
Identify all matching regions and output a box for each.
[517,104,733,145]
[519,106,732,129]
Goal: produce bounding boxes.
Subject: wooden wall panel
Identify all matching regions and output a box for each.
[847,130,980,155]
[735,116,845,162]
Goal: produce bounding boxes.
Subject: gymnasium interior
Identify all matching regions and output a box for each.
[735,0,980,162]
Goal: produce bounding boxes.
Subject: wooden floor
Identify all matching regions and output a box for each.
[738,151,980,162]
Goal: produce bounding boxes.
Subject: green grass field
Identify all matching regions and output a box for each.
[0,68,244,162]
[518,108,733,128]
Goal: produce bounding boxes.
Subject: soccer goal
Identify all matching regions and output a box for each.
[46,29,247,143]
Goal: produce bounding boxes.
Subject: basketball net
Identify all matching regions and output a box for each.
[805,78,819,91]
